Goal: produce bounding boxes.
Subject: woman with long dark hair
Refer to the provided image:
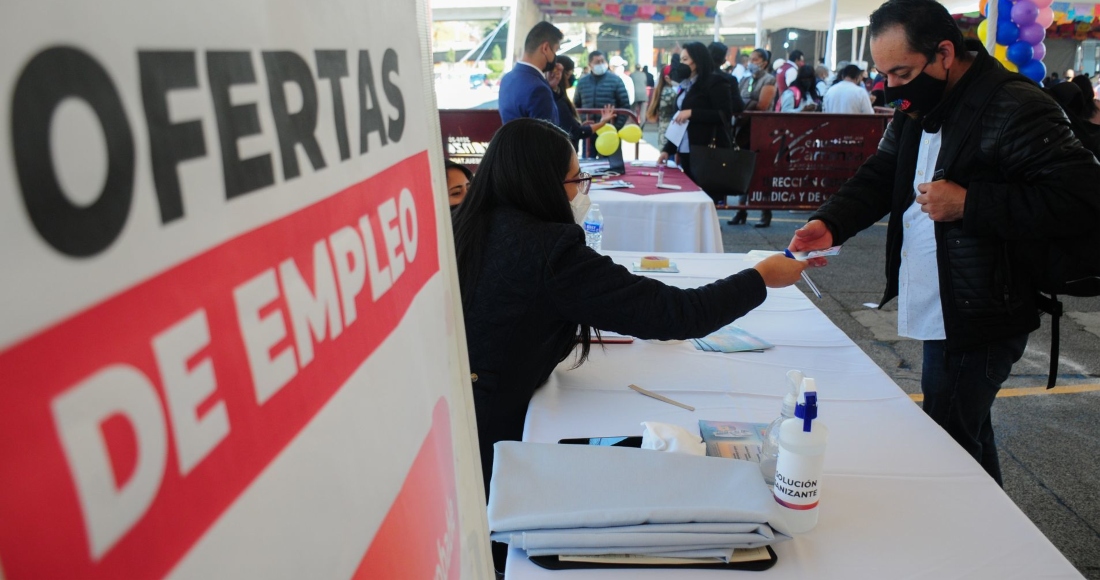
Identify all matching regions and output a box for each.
[645,64,678,149]
[551,55,616,146]
[452,118,807,491]
[656,42,734,180]
[779,65,821,112]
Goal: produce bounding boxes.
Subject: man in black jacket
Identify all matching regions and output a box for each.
[789,0,1100,485]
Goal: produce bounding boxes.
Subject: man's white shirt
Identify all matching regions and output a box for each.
[822,79,875,114]
[898,130,946,340]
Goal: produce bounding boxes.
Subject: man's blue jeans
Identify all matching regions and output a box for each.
[922,333,1029,486]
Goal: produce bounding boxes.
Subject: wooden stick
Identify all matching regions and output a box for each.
[627,384,695,412]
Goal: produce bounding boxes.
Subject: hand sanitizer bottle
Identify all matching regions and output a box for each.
[773,377,828,533]
[760,370,803,485]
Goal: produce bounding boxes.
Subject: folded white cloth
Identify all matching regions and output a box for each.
[488,442,792,561]
[640,421,706,456]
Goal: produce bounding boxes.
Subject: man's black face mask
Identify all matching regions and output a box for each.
[884,59,948,117]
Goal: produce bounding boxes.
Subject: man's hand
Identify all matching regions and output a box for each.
[789,220,834,252]
[547,63,564,90]
[915,180,966,221]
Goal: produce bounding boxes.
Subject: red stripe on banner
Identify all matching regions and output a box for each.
[0,152,440,580]
[352,398,461,580]
[774,495,819,511]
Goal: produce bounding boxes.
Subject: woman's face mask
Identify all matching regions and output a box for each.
[569,192,592,225]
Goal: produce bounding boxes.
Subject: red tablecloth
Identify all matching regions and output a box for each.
[591,167,700,196]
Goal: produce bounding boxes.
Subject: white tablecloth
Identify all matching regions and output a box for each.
[504,251,1081,579]
[589,190,723,253]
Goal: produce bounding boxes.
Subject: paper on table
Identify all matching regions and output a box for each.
[559,547,771,565]
[590,180,634,190]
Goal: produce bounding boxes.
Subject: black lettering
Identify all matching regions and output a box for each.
[381,48,404,143]
[138,51,206,224]
[357,50,387,153]
[315,50,351,161]
[262,51,325,180]
[11,47,134,257]
[207,51,274,199]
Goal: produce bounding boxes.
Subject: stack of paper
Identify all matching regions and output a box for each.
[691,325,772,353]
[488,442,791,562]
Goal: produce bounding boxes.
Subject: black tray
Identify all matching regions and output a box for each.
[529,545,777,572]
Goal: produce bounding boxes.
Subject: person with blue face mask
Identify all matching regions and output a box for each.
[789,0,1100,486]
[572,51,631,138]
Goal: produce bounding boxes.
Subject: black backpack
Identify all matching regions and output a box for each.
[942,68,1100,388]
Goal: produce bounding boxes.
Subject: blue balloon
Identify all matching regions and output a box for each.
[996,20,1020,44]
[1007,40,1034,66]
[998,0,1014,17]
[1018,58,1047,82]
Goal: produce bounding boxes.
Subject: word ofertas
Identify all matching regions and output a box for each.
[10,46,405,257]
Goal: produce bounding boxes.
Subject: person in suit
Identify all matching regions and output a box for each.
[707,41,747,116]
[656,42,734,187]
[551,55,616,147]
[452,117,809,493]
[498,22,563,124]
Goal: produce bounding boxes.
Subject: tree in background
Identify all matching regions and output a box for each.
[623,44,636,70]
[491,44,502,61]
[446,48,456,63]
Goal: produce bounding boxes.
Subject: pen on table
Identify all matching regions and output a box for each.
[784,249,823,299]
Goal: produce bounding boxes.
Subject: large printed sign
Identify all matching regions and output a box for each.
[744,112,890,210]
[0,1,488,578]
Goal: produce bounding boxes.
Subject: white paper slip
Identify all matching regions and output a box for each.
[590,180,634,190]
[559,546,771,565]
[632,262,679,273]
[787,245,842,260]
[663,119,689,149]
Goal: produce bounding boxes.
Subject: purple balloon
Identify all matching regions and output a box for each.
[1018,22,1047,45]
[1011,0,1039,25]
[1032,41,1046,61]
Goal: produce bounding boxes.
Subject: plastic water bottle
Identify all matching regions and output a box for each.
[760,370,803,485]
[583,204,603,251]
[773,377,829,534]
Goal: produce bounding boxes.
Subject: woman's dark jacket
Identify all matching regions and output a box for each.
[810,41,1100,351]
[554,90,594,144]
[464,206,766,489]
[661,73,734,154]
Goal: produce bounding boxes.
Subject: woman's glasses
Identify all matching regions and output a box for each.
[562,172,593,196]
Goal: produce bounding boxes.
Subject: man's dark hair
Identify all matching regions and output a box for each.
[589,50,605,62]
[840,64,864,81]
[752,48,770,65]
[683,42,715,79]
[789,49,804,63]
[869,0,966,59]
[523,21,564,54]
[708,41,729,67]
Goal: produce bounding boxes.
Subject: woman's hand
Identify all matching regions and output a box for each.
[657,151,670,165]
[752,254,809,288]
[599,104,616,124]
[673,109,692,124]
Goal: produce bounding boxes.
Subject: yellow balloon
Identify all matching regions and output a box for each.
[994,43,1008,61]
[1003,60,1018,72]
[595,131,621,156]
[618,124,643,143]
[977,20,988,44]
[596,124,617,135]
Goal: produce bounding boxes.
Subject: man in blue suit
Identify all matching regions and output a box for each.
[498,22,563,124]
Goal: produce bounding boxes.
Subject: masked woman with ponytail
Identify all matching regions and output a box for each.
[452,118,809,492]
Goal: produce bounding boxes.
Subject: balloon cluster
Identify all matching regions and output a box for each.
[594,123,643,156]
[978,0,1052,82]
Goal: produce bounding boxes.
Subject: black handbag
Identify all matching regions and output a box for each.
[688,126,756,204]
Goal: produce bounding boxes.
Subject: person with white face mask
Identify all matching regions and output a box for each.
[573,50,631,139]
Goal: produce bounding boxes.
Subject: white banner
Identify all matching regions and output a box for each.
[0,0,490,578]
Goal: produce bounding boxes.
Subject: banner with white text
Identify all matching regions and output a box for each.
[0,1,491,578]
